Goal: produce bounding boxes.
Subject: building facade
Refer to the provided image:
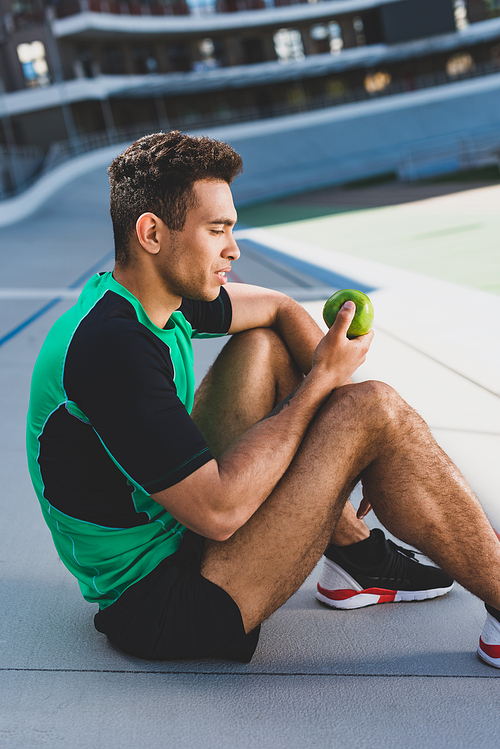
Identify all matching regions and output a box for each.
[0,0,499,192]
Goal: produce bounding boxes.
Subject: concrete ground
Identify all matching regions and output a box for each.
[1,168,500,748]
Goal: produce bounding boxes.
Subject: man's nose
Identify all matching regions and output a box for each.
[225,234,240,261]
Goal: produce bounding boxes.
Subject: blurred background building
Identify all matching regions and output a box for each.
[1,0,500,199]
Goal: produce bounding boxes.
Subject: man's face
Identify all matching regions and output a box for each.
[159,179,239,302]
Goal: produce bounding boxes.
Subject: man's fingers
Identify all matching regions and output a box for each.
[330,301,356,337]
[357,497,372,519]
[357,487,372,519]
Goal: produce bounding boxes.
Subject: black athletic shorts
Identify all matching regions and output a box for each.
[94,530,260,663]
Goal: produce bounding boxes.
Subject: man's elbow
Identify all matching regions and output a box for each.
[206,526,234,543]
[202,508,243,543]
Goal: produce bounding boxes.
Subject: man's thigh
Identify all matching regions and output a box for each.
[192,328,302,458]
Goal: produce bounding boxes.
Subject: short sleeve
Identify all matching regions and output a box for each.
[179,286,232,338]
[63,295,213,494]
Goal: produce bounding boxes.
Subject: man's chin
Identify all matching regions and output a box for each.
[185,289,220,303]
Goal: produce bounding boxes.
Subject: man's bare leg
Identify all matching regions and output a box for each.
[328,500,370,545]
[193,329,500,633]
[193,327,370,546]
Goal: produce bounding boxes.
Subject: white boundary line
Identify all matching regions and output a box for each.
[0,289,82,299]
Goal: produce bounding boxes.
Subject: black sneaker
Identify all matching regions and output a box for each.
[316,529,454,609]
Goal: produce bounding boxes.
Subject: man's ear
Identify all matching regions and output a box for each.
[135,213,165,256]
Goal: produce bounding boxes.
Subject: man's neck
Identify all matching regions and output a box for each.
[112,265,182,330]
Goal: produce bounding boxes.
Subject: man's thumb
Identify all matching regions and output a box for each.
[334,300,356,331]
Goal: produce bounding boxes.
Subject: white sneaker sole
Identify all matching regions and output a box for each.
[477,612,500,668]
[316,557,454,610]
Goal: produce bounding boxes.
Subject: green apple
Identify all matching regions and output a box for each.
[323,289,374,339]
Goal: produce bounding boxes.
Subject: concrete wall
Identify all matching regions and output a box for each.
[1,71,500,225]
[220,72,500,205]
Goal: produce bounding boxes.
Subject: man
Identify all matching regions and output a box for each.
[27,131,500,666]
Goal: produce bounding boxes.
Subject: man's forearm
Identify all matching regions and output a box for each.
[211,367,335,536]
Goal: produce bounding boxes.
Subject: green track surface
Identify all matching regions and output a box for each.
[238,188,500,296]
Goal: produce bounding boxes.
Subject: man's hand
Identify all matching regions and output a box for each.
[357,483,373,520]
[226,284,372,383]
[311,301,373,389]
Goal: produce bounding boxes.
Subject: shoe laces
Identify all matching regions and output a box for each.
[377,538,419,582]
[387,538,419,560]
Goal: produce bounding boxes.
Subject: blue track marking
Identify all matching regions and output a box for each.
[0,250,115,349]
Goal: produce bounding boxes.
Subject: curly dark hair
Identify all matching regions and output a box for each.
[108,130,243,265]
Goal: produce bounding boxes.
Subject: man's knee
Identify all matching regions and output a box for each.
[324,380,409,433]
[354,379,403,413]
[232,327,301,379]
[198,328,282,386]
[230,327,288,361]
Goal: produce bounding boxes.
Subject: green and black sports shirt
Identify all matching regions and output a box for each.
[26,272,232,609]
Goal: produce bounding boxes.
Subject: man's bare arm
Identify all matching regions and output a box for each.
[151,303,372,541]
[226,283,323,374]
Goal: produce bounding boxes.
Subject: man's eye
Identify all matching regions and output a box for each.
[211,229,224,235]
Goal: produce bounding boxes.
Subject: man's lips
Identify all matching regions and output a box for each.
[215,268,230,283]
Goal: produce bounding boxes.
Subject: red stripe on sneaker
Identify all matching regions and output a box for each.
[479,637,500,659]
[317,584,396,602]
[317,586,360,601]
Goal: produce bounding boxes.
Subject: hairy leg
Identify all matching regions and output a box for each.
[204,380,500,632]
[193,330,500,632]
[328,500,369,545]
[360,399,499,603]
[193,328,369,544]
